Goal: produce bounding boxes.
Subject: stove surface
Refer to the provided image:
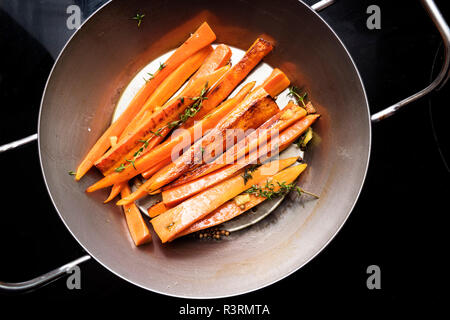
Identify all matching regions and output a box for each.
[0,0,447,311]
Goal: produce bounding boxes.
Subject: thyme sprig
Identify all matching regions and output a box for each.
[68,171,76,176]
[168,82,209,128]
[241,165,258,184]
[115,163,126,172]
[288,86,307,107]
[245,180,319,199]
[131,13,145,27]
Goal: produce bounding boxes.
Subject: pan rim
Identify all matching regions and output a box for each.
[37,0,372,299]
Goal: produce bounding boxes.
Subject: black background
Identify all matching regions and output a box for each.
[0,0,448,314]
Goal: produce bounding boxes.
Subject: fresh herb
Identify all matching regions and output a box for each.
[138,139,150,148]
[149,128,163,137]
[158,62,166,71]
[200,147,205,153]
[295,127,313,150]
[295,186,320,198]
[179,96,184,104]
[131,13,145,27]
[241,165,258,184]
[115,163,126,172]
[144,72,154,83]
[126,158,136,169]
[288,86,307,107]
[169,82,209,128]
[245,180,299,199]
[68,171,76,176]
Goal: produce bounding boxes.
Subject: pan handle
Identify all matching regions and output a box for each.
[370,0,449,122]
[0,136,91,292]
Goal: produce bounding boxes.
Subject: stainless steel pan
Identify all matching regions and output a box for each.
[1,0,448,298]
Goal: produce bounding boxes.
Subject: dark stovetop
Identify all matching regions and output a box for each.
[0,0,448,312]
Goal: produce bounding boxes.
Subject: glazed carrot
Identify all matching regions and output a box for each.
[119,45,214,141]
[147,202,168,218]
[260,68,291,97]
[187,44,232,86]
[120,184,152,246]
[86,82,255,193]
[168,101,306,188]
[95,66,229,174]
[117,89,279,204]
[151,157,297,243]
[161,105,311,206]
[104,182,125,203]
[142,81,255,176]
[75,22,216,180]
[179,38,274,130]
[176,163,308,238]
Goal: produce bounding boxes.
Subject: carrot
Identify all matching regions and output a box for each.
[260,68,291,97]
[179,38,274,130]
[151,157,298,243]
[94,65,229,174]
[117,89,279,204]
[187,44,232,86]
[104,182,125,203]
[86,82,255,193]
[176,163,308,238]
[161,105,311,206]
[75,22,216,180]
[168,101,306,188]
[119,45,214,141]
[142,81,255,176]
[120,184,152,246]
[147,202,168,218]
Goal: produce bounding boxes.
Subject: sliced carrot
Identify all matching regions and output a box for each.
[120,184,152,246]
[260,68,291,97]
[187,44,232,86]
[94,66,229,174]
[168,101,306,188]
[161,105,311,206]
[150,157,297,243]
[119,45,214,141]
[117,89,279,204]
[104,182,125,203]
[86,82,255,193]
[75,22,216,180]
[147,202,168,218]
[179,38,274,129]
[176,163,308,238]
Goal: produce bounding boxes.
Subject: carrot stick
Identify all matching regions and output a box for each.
[176,163,308,238]
[75,22,216,180]
[104,182,125,203]
[119,45,214,141]
[168,101,306,188]
[187,44,232,86]
[161,105,311,206]
[142,81,255,177]
[117,89,279,204]
[86,82,256,192]
[147,202,168,218]
[151,157,298,243]
[94,66,229,174]
[260,68,291,97]
[179,38,274,130]
[120,184,152,246]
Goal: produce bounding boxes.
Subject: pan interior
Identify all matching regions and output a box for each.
[38,0,370,298]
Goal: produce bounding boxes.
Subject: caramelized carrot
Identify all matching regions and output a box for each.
[168,101,306,188]
[95,66,229,174]
[86,82,255,193]
[147,202,168,218]
[104,182,125,203]
[176,164,308,238]
[179,38,274,129]
[117,88,279,204]
[187,44,232,86]
[151,157,298,243]
[161,105,312,206]
[119,45,214,141]
[75,22,216,180]
[120,184,152,246]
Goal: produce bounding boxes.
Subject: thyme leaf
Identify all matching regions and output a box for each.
[115,164,126,172]
[131,13,145,27]
[288,86,308,107]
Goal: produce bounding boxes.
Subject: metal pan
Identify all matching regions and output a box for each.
[1,0,448,298]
